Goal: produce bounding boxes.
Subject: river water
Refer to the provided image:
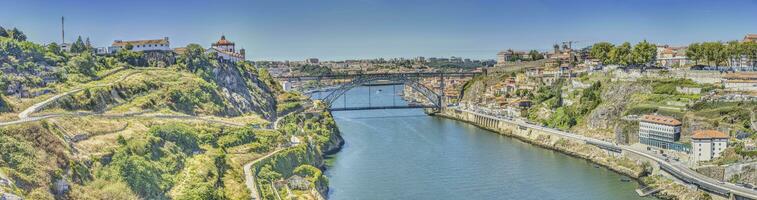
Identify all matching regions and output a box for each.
[319,85,652,200]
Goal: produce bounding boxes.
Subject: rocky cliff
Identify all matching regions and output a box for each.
[208,62,277,120]
[585,82,650,130]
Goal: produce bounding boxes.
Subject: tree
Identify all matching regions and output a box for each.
[85,37,92,51]
[0,26,7,38]
[528,50,544,60]
[609,42,632,66]
[743,41,757,67]
[178,43,211,72]
[46,42,61,55]
[71,36,86,53]
[686,43,702,65]
[65,52,99,77]
[631,40,657,66]
[701,42,727,66]
[590,42,614,64]
[257,164,282,183]
[293,165,321,178]
[124,43,133,50]
[6,28,26,41]
[725,40,743,66]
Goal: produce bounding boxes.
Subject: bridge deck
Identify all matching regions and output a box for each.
[329,105,435,111]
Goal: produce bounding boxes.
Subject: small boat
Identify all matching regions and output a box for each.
[593,165,600,168]
[620,178,631,182]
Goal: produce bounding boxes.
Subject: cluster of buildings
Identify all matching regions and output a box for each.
[403,77,469,105]
[62,33,247,63]
[637,114,729,162]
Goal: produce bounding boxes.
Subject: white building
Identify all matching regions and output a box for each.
[691,130,729,162]
[60,43,71,52]
[206,35,245,63]
[305,58,319,64]
[110,37,171,52]
[639,114,686,151]
[281,81,292,92]
[496,49,530,65]
[656,46,690,68]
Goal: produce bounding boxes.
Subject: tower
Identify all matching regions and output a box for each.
[61,16,65,43]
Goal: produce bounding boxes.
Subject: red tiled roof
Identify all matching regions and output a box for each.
[640,114,682,126]
[692,130,729,139]
[745,34,757,42]
[213,35,234,46]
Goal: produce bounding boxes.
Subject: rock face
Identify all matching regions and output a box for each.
[586,82,650,130]
[209,63,277,120]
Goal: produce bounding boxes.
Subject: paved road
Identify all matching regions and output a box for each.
[244,148,284,200]
[455,108,757,199]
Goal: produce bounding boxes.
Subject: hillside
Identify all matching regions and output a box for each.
[0,28,305,199]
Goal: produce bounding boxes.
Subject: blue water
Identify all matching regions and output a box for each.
[319,86,651,200]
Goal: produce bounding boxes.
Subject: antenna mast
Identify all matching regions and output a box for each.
[61,16,65,44]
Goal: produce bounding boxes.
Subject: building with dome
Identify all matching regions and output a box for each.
[207,35,246,63]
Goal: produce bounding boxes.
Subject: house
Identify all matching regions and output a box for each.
[743,34,757,43]
[111,37,171,52]
[656,46,690,68]
[206,35,246,63]
[497,49,530,65]
[60,43,71,52]
[306,58,319,64]
[691,130,729,162]
[638,114,688,152]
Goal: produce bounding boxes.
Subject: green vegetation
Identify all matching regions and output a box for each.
[529,81,602,130]
[0,122,73,199]
[71,123,283,199]
[687,41,757,66]
[0,94,10,112]
[253,107,341,199]
[590,40,657,66]
[0,27,297,199]
[0,26,27,41]
[296,64,332,76]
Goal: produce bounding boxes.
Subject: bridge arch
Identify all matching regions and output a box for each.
[320,74,441,109]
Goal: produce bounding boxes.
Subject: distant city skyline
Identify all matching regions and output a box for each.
[2,0,756,61]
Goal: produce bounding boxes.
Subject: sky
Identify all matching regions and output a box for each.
[1,0,756,61]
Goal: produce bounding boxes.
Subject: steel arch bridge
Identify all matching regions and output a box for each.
[274,72,482,111]
[322,73,441,109]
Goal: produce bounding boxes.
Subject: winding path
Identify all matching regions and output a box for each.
[16,70,138,120]
[244,105,308,199]
[244,148,284,200]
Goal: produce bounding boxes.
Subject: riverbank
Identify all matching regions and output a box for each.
[431,108,709,200]
[249,110,344,200]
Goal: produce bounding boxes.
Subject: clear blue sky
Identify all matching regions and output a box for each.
[1,0,756,61]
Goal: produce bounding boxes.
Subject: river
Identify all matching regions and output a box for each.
[318,85,652,200]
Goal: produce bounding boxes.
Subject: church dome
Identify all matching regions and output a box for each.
[215,35,234,46]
